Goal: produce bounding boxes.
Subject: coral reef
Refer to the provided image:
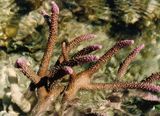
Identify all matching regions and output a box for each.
[15,2,160,116]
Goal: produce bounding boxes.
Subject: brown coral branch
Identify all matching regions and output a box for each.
[84,40,134,76]
[72,44,102,58]
[48,55,99,77]
[67,34,96,51]
[38,1,59,77]
[16,57,40,84]
[142,72,160,83]
[118,44,145,78]
[56,34,96,64]
[61,41,69,61]
[86,82,160,92]
[64,73,160,102]
[64,40,135,101]
[31,84,64,116]
[37,1,59,99]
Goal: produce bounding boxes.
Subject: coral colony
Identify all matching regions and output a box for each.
[16,1,160,115]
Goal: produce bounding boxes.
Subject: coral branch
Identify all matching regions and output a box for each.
[87,82,160,92]
[118,44,145,78]
[61,41,69,61]
[68,55,99,65]
[31,84,64,116]
[62,66,73,75]
[38,1,59,77]
[16,58,40,84]
[49,55,98,77]
[36,1,60,99]
[57,34,96,64]
[142,72,160,83]
[68,34,96,50]
[84,40,134,76]
[72,44,102,58]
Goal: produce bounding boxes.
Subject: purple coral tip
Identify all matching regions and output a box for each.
[89,55,99,61]
[77,55,99,63]
[82,34,96,40]
[118,40,134,47]
[92,44,103,49]
[123,40,134,44]
[130,40,134,44]
[63,66,73,74]
[51,1,59,14]
[135,44,145,52]
[16,57,28,68]
[88,34,97,39]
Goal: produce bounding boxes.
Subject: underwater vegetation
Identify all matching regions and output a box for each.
[63,0,160,41]
[0,0,160,116]
[1,0,160,52]
[15,2,160,116]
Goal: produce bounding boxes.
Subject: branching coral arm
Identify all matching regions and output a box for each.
[72,44,102,58]
[64,76,160,101]
[86,82,160,92]
[31,84,64,116]
[117,44,145,78]
[16,58,40,84]
[142,72,160,83]
[56,34,96,64]
[67,34,96,51]
[83,40,134,76]
[37,1,59,99]
[38,1,59,77]
[61,41,69,61]
[63,40,134,101]
[31,66,73,115]
[48,55,99,78]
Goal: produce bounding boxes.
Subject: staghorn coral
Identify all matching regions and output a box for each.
[15,1,160,116]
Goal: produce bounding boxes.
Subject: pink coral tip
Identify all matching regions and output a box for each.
[16,57,28,68]
[64,66,73,74]
[77,55,99,62]
[118,40,134,47]
[130,40,134,44]
[134,44,145,53]
[123,40,134,44]
[92,44,103,49]
[51,1,59,14]
[88,34,97,39]
[138,44,145,50]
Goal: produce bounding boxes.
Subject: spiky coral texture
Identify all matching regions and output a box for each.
[16,1,160,115]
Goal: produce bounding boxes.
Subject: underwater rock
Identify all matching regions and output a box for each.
[0,54,37,114]
[10,84,31,112]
